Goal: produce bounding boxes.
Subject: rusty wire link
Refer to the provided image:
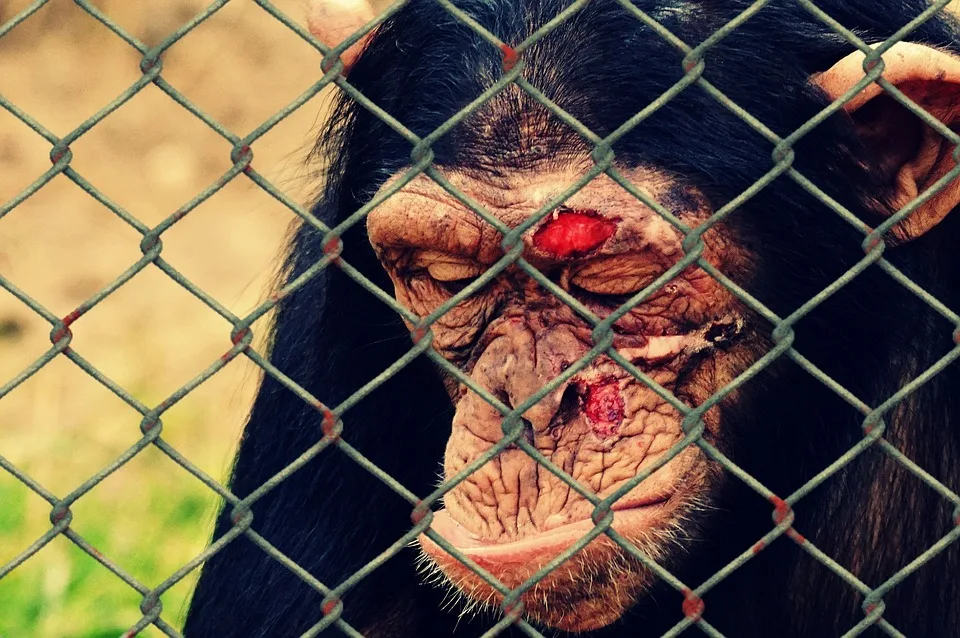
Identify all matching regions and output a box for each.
[2,0,960,636]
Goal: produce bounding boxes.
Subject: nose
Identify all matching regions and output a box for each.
[453,321,588,444]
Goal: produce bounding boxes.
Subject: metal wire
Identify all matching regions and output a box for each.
[1,0,959,636]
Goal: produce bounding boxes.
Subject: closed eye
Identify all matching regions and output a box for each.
[426,262,485,282]
[569,255,668,296]
[413,250,486,294]
[436,273,482,295]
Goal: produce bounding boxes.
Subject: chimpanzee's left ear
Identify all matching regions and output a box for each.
[307,0,377,74]
[814,42,960,242]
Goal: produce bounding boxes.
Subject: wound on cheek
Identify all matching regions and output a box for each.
[533,210,617,258]
[585,380,624,437]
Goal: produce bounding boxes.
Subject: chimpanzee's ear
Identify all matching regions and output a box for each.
[307,0,377,73]
[814,42,960,242]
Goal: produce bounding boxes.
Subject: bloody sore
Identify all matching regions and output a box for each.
[533,210,617,258]
[585,380,625,437]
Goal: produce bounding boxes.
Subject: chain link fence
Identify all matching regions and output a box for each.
[2,0,960,636]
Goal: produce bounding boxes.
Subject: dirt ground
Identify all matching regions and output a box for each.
[0,0,328,480]
[0,1,336,634]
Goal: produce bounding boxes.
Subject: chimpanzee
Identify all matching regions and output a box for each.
[183,0,960,636]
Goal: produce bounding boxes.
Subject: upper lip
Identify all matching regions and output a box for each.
[422,496,671,565]
[445,493,671,545]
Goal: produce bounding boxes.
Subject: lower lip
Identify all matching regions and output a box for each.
[423,499,669,566]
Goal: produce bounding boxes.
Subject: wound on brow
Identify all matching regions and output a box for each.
[533,210,617,258]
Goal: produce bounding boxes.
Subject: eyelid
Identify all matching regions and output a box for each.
[413,250,486,281]
[570,256,667,295]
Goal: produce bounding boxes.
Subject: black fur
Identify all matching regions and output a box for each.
[184,1,960,635]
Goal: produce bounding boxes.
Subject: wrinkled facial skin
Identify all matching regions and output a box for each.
[367,165,761,632]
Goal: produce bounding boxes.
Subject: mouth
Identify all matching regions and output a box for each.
[422,495,671,567]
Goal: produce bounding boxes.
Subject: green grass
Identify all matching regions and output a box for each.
[0,469,221,637]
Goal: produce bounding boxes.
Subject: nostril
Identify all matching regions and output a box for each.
[521,418,534,444]
[548,384,582,437]
[504,417,534,449]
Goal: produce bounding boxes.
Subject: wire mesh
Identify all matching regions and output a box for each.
[1,0,959,636]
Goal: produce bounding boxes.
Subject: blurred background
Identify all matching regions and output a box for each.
[0,1,334,635]
[4,1,960,637]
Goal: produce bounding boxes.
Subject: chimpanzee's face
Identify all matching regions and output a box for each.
[367,164,762,630]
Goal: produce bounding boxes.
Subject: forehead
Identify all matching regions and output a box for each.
[365,165,708,261]
[374,165,678,213]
